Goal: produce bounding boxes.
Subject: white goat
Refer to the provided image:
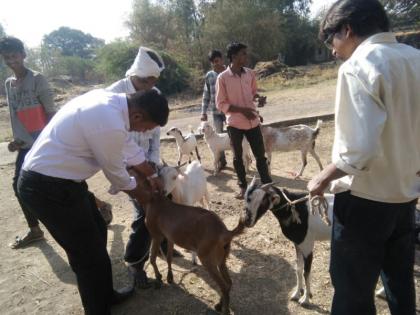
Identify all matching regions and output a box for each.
[262,120,323,178]
[166,127,201,165]
[198,121,252,175]
[158,160,210,265]
[243,178,333,306]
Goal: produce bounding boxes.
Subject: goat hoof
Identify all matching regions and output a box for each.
[290,289,302,301]
[298,295,310,306]
[167,273,174,284]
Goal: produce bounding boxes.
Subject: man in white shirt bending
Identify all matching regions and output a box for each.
[106,46,172,288]
[308,1,420,314]
[18,89,169,315]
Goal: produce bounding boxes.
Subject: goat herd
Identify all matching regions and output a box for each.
[128,120,332,314]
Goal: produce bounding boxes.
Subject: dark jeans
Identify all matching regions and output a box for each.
[18,170,113,315]
[13,149,39,228]
[124,200,151,268]
[331,191,416,315]
[227,125,271,188]
[213,113,226,164]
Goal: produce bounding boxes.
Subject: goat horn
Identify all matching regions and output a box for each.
[260,181,281,190]
[161,159,168,166]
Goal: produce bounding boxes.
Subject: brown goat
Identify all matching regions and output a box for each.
[131,170,245,315]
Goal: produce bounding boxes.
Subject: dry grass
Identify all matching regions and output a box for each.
[258,64,338,92]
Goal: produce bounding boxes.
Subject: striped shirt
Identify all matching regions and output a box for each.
[201,70,222,115]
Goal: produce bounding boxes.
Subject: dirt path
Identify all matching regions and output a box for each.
[1,120,418,315]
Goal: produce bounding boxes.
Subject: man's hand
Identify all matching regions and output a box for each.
[8,140,24,152]
[240,107,258,120]
[308,163,347,197]
[200,114,208,121]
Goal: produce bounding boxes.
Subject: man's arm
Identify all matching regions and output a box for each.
[201,76,210,120]
[308,69,387,196]
[35,75,56,121]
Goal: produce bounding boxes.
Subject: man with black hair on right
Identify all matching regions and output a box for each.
[308,1,420,314]
[216,42,271,199]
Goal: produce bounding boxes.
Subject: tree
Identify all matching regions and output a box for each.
[43,26,105,59]
[95,40,189,94]
[380,0,420,29]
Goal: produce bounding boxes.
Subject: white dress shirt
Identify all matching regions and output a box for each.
[332,33,420,203]
[22,89,145,192]
[106,78,161,164]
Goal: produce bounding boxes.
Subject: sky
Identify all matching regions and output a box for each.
[0,0,336,48]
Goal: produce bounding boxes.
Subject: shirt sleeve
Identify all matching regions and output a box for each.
[215,75,230,114]
[201,75,210,114]
[332,69,387,176]
[147,127,161,164]
[35,75,56,115]
[84,129,142,191]
[251,71,257,97]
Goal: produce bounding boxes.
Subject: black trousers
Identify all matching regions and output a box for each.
[227,125,271,188]
[13,149,39,228]
[124,200,151,267]
[18,170,113,315]
[331,191,416,315]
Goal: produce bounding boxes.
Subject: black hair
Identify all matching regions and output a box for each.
[0,36,25,54]
[319,0,390,42]
[226,42,247,62]
[208,49,223,62]
[128,89,169,127]
[146,50,163,68]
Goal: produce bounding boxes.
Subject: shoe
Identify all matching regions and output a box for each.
[111,286,135,305]
[234,188,246,200]
[10,230,45,249]
[128,266,152,289]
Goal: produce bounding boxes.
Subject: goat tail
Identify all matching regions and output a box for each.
[188,124,195,135]
[312,119,323,138]
[229,217,246,239]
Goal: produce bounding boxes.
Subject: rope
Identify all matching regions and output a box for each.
[274,189,331,226]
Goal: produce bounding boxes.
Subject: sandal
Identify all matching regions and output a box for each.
[10,230,45,249]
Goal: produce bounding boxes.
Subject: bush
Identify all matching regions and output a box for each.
[95,41,190,95]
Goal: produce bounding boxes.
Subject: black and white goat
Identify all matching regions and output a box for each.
[166,127,201,165]
[243,177,333,305]
[262,120,323,178]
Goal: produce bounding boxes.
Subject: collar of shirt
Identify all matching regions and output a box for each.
[227,65,247,77]
[353,32,397,56]
[115,92,131,131]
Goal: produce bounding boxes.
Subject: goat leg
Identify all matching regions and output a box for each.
[290,245,304,301]
[166,241,174,284]
[195,147,201,162]
[202,258,231,314]
[150,238,163,288]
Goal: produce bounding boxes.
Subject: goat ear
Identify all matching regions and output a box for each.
[271,194,281,205]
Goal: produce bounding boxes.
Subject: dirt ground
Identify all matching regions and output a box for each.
[1,117,419,315]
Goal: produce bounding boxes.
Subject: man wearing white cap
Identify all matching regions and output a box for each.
[105,46,168,288]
